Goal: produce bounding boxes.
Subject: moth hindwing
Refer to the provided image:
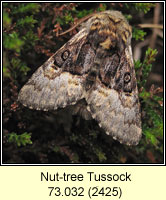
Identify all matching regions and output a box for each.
[18,10,142,146]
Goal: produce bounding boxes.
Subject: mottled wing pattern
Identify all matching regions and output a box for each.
[85,11,142,145]
[18,28,95,111]
[18,69,84,111]
[86,81,142,145]
[18,10,142,145]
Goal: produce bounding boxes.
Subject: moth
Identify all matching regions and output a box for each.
[18,10,142,145]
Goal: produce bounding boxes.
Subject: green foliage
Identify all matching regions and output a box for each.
[22,30,39,50]
[140,89,163,148]
[94,148,107,162]
[8,132,32,147]
[75,9,94,19]
[135,48,163,149]
[16,15,37,27]
[3,32,24,53]
[124,3,155,13]
[56,12,74,25]
[3,11,11,29]
[97,4,107,12]
[135,48,158,88]
[12,3,40,14]
[63,12,74,24]
[3,52,10,78]
[3,3,40,78]
[132,27,147,41]
[11,57,30,76]
[133,3,155,13]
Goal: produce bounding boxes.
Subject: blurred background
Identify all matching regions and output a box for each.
[3,2,163,164]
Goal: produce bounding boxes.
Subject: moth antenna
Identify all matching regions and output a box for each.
[58,12,97,36]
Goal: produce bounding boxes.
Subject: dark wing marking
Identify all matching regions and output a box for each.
[86,46,142,145]
[18,29,93,111]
